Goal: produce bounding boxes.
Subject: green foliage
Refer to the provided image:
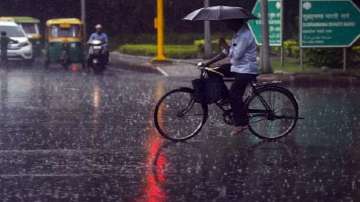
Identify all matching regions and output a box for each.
[305,48,343,68]
[352,45,360,52]
[281,39,360,68]
[113,33,234,58]
[118,44,199,59]
[272,57,318,73]
[283,39,300,58]
[270,46,281,54]
[304,44,360,68]
[110,34,156,50]
[193,39,221,55]
[110,33,207,51]
[350,44,360,66]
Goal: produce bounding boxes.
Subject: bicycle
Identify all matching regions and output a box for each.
[154,64,303,142]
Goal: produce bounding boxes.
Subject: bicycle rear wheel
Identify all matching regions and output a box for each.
[154,88,208,141]
[246,86,299,140]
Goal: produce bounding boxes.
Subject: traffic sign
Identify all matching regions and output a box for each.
[300,0,360,47]
[248,0,283,46]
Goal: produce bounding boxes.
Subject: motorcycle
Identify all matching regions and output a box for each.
[87,39,107,73]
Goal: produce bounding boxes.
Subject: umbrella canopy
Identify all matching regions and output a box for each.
[183,6,257,21]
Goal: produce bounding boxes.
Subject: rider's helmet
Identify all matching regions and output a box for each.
[95,24,102,30]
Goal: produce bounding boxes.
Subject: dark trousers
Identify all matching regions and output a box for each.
[0,53,8,66]
[219,64,257,126]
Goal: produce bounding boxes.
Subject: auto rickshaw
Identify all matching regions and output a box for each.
[0,16,42,58]
[44,18,84,69]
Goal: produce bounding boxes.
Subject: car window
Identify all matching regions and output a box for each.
[0,25,25,37]
[21,23,38,34]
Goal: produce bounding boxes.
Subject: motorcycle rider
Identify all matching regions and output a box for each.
[88,24,109,64]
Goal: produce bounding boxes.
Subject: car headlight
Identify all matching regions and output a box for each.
[19,42,31,48]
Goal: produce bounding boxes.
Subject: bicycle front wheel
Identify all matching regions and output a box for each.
[246,86,299,140]
[154,88,208,141]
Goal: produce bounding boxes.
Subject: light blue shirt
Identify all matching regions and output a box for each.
[88,32,109,44]
[229,25,258,74]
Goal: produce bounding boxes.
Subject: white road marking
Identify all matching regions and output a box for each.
[156,66,169,77]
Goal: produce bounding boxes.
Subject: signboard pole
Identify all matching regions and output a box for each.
[280,46,284,67]
[299,0,304,70]
[280,0,284,67]
[204,0,212,59]
[300,48,304,70]
[260,0,273,73]
[81,0,86,43]
[343,48,347,72]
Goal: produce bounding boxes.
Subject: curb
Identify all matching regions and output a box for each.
[258,73,360,86]
[109,52,160,74]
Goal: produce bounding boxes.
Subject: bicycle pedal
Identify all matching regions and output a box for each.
[217,98,230,106]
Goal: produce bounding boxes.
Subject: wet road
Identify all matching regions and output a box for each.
[0,63,359,201]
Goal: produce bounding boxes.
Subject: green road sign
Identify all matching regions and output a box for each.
[248,0,283,46]
[300,0,360,47]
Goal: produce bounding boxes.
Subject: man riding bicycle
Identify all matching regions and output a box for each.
[200,19,258,132]
[154,6,300,141]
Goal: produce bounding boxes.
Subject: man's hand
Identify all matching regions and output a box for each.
[219,38,229,50]
[219,37,230,55]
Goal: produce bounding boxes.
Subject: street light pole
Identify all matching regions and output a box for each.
[260,0,273,73]
[204,0,212,58]
[81,0,87,40]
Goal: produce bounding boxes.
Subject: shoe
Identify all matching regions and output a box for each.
[230,125,248,135]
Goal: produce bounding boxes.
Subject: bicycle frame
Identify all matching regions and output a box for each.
[154,66,302,141]
[197,67,302,124]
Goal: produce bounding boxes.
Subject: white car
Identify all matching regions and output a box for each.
[0,21,33,63]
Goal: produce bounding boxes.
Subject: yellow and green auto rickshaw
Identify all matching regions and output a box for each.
[0,16,42,58]
[44,18,84,69]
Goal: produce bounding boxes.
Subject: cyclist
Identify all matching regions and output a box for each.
[200,19,258,132]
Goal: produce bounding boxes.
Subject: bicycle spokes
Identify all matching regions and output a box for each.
[154,88,207,141]
[247,88,298,139]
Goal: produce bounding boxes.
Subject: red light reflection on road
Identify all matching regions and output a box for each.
[141,128,167,202]
[137,81,167,202]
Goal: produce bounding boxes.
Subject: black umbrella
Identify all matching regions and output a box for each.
[183,6,257,21]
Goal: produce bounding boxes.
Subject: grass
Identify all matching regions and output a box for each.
[271,56,360,75]
[271,57,319,73]
[118,44,199,59]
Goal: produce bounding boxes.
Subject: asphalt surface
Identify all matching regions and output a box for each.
[0,62,359,201]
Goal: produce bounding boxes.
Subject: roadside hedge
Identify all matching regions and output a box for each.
[281,39,360,68]
[284,40,300,58]
[118,44,199,59]
[116,36,360,67]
